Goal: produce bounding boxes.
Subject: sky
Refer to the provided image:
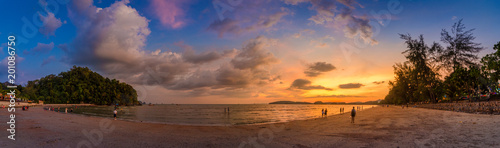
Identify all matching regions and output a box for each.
[1,0,499,104]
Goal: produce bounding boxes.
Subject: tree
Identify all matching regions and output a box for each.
[481,41,500,93]
[24,66,140,105]
[439,19,484,72]
[443,65,488,102]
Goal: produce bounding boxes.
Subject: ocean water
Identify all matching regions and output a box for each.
[69,104,376,125]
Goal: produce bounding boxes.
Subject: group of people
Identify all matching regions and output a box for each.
[321,108,328,117]
[22,106,30,111]
[319,107,358,124]
[418,101,500,114]
[44,106,74,113]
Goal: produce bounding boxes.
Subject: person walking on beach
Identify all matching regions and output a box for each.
[325,108,328,116]
[114,109,118,120]
[321,109,325,117]
[65,108,68,114]
[351,107,356,124]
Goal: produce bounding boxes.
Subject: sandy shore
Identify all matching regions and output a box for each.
[1,105,499,148]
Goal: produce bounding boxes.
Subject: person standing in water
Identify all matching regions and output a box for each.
[114,109,118,120]
[325,108,328,116]
[351,107,356,123]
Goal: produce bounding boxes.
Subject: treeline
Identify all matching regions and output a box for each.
[384,19,500,104]
[18,66,139,105]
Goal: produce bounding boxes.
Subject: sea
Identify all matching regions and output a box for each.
[69,104,376,126]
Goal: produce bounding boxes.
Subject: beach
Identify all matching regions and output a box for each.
[1,105,499,148]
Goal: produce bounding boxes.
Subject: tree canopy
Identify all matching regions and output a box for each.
[22,66,139,105]
[384,20,498,104]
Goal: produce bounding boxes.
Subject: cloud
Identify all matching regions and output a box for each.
[67,0,187,86]
[150,0,187,29]
[304,62,336,77]
[338,83,364,89]
[305,94,364,98]
[335,8,377,45]
[23,42,54,55]
[292,29,315,38]
[57,44,69,52]
[41,56,56,67]
[66,1,280,92]
[207,3,288,38]
[284,0,377,45]
[289,79,333,90]
[372,81,385,84]
[451,16,457,20]
[65,0,284,99]
[170,37,280,90]
[282,0,309,5]
[176,41,235,64]
[38,12,63,36]
[231,36,279,70]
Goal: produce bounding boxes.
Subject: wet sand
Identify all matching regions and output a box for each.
[1,105,499,148]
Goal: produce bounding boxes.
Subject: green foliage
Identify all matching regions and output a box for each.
[481,41,500,93]
[385,34,443,104]
[23,66,139,105]
[439,19,484,72]
[385,20,495,104]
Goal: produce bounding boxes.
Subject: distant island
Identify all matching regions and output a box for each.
[269,100,381,104]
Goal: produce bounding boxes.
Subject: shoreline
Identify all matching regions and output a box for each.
[41,104,373,127]
[2,104,500,147]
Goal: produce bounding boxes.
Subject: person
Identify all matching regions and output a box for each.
[321,109,324,117]
[351,107,356,124]
[65,108,68,114]
[340,108,342,114]
[325,108,328,116]
[114,109,118,120]
[224,108,227,113]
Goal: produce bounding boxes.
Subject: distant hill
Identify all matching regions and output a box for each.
[269,101,312,104]
[22,66,140,105]
[270,100,380,105]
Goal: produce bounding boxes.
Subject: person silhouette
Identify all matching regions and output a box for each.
[351,107,356,123]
